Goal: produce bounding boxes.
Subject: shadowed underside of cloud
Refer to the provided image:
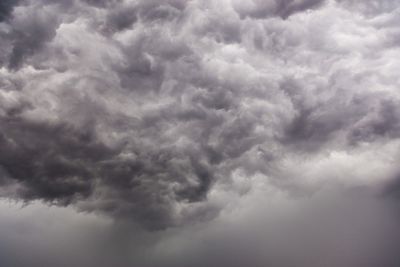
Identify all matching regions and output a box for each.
[232,0,327,19]
[0,0,20,22]
[0,0,400,243]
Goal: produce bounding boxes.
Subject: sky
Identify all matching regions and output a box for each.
[1,0,400,266]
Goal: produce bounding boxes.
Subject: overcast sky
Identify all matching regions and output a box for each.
[1,0,400,266]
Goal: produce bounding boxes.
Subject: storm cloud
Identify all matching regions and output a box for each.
[1,0,400,266]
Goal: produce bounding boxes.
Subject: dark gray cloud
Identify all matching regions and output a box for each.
[0,111,218,229]
[0,0,19,22]
[0,0,398,225]
[232,0,326,19]
[1,0,400,266]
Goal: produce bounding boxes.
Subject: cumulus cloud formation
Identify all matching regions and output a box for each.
[1,0,400,265]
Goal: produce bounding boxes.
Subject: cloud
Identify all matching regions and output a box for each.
[336,0,400,16]
[0,0,20,22]
[1,4,400,267]
[3,186,400,267]
[0,201,136,267]
[232,0,326,19]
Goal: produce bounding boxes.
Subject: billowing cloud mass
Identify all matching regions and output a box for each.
[1,0,400,266]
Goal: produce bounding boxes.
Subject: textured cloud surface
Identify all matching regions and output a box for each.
[1,0,400,266]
